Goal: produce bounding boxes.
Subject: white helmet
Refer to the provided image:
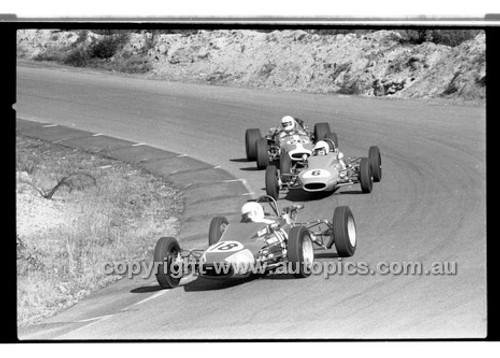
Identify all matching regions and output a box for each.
[313,140,330,155]
[241,202,265,222]
[281,115,295,132]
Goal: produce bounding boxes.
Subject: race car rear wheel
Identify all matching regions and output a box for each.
[279,150,292,182]
[314,122,331,141]
[359,157,373,193]
[324,132,339,149]
[256,138,269,169]
[369,145,382,182]
[245,128,262,161]
[287,226,314,278]
[329,206,357,257]
[265,165,280,200]
[208,216,228,246]
[154,236,182,289]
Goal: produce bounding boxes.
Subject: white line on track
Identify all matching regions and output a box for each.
[92,133,103,137]
[241,192,255,196]
[213,166,222,169]
[77,314,114,323]
[177,154,188,157]
[66,314,115,336]
[126,290,169,309]
[42,124,58,127]
[222,179,245,183]
[132,142,146,147]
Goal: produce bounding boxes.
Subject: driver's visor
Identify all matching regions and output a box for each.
[241,212,253,222]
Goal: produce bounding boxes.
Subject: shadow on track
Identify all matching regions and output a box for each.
[130,285,165,293]
[239,166,261,171]
[229,158,250,163]
[283,189,334,202]
[183,276,255,292]
[336,189,364,195]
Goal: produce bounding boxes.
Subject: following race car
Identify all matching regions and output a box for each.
[265,136,382,199]
[245,117,338,170]
[153,195,357,289]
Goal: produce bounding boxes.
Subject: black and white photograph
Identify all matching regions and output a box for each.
[7,2,494,346]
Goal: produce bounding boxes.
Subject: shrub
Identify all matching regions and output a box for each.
[338,76,363,95]
[114,54,152,74]
[63,47,90,67]
[398,29,481,47]
[88,32,129,59]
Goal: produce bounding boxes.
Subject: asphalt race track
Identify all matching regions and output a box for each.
[16,63,486,339]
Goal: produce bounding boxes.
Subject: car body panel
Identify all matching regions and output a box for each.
[278,134,314,161]
[298,152,343,192]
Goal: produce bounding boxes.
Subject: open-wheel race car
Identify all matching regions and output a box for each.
[265,137,382,199]
[245,118,337,170]
[153,195,357,289]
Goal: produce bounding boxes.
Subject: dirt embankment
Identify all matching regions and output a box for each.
[17,29,485,100]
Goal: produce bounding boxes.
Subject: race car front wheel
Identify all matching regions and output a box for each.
[329,206,357,257]
[368,145,382,182]
[154,236,182,289]
[287,226,314,278]
[265,165,280,200]
[245,128,262,161]
[359,157,373,193]
[208,216,228,246]
[256,138,269,169]
[314,122,332,141]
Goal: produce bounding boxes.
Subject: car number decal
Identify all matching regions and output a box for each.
[208,241,243,252]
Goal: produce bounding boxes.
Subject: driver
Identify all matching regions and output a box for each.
[241,202,275,224]
[313,140,347,169]
[277,115,306,138]
[312,140,330,156]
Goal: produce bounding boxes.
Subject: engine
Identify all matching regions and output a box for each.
[257,230,288,264]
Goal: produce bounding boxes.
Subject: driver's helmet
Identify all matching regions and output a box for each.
[241,202,265,222]
[313,140,330,156]
[281,115,296,133]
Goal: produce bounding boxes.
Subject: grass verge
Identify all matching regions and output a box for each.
[16,133,183,327]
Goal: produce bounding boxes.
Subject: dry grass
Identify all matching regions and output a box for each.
[16,134,183,326]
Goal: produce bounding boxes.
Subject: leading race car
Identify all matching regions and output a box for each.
[265,137,382,199]
[153,195,357,289]
[245,118,337,170]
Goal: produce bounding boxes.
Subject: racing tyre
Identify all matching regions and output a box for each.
[324,132,339,149]
[279,150,292,182]
[314,122,332,141]
[368,145,382,182]
[329,206,357,257]
[359,157,373,193]
[287,226,314,278]
[245,128,262,161]
[208,216,228,246]
[256,138,269,169]
[154,236,182,289]
[265,165,280,200]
